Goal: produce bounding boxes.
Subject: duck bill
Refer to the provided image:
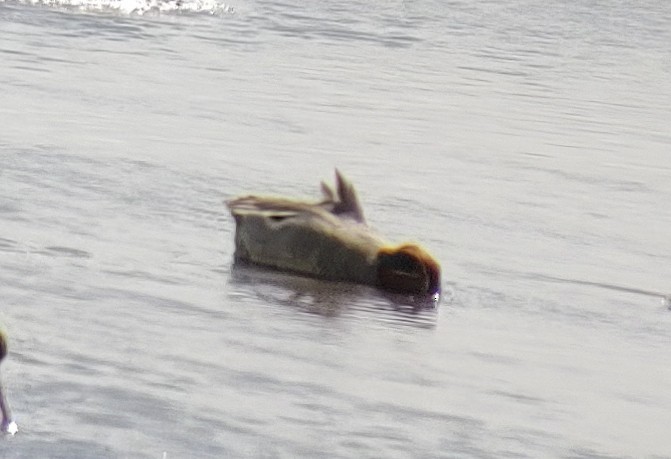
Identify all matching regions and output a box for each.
[0,377,17,435]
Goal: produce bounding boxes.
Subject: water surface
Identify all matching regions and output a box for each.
[1,0,670,457]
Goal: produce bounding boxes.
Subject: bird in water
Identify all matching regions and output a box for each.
[0,330,18,435]
[227,170,441,297]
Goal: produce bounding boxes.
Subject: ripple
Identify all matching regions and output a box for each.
[42,246,91,259]
[228,262,440,328]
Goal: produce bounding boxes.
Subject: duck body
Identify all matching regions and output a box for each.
[229,196,384,285]
[227,170,441,296]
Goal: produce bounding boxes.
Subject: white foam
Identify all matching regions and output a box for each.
[5,420,18,435]
[4,0,234,15]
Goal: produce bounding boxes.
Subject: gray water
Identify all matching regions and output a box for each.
[1,0,671,457]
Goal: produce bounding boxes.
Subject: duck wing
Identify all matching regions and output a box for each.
[229,170,367,224]
[226,196,325,220]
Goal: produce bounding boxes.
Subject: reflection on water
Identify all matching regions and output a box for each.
[228,261,440,328]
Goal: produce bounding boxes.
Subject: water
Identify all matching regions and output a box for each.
[1,0,670,457]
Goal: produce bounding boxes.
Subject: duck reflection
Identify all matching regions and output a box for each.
[228,261,441,327]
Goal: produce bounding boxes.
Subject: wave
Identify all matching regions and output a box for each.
[1,0,234,16]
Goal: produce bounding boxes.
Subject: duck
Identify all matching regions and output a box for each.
[226,170,441,296]
[0,330,18,435]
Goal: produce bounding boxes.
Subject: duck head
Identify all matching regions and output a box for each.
[376,244,441,296]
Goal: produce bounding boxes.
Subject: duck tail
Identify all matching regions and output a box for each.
[332,169,366,223]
